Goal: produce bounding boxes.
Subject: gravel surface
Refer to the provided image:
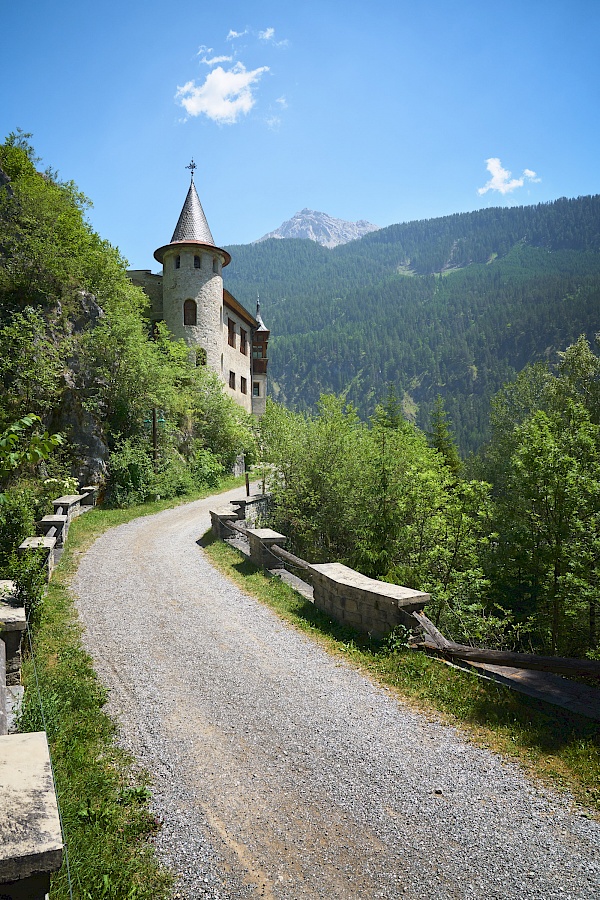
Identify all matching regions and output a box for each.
[73,487,599,900]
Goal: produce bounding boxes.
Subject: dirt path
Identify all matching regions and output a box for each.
[73,487,599,899]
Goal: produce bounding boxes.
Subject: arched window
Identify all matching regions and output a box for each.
[194,255,201,269]
[212,257,219,274]
[175,255,181,269]
[183,299,197,326]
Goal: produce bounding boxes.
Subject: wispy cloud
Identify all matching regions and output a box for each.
[258,26,289,46]
[276,96,287,108]
[176,62,269,124]
[478,158,541,196]
[226,28,248,41]
[199,54,232,66]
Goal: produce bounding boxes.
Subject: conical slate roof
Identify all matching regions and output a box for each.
[171,181,215,245]
[154,175,231,266]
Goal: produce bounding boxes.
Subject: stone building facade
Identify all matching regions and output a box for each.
[128,171,268,416]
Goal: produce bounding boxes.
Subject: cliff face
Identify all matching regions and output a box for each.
[256,209,380,248]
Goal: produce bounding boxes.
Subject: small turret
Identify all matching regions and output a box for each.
[154,161,229,372]
[251,297,269,416]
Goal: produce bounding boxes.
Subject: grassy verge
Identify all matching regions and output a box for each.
[203,535,600,817]
[18,476,245,900]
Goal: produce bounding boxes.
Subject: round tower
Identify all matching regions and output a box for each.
[154,162,230,373]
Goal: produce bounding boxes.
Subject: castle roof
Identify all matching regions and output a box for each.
[154,174,231,266]
[171,181,215,244]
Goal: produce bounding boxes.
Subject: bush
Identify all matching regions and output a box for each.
[105,442,156,507]
[0,486,37,571]
[190,447,223,489]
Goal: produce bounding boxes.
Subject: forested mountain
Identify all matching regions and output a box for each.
[225,196,600,453]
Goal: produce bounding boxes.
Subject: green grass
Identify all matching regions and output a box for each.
[203,535,600,816]
[18,476,245,900]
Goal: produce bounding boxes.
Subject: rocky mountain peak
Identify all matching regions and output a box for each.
[255,209,380,249]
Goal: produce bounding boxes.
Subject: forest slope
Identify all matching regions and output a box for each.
[225,196,600,452]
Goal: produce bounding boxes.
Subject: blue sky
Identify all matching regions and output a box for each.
[2,0,598,271]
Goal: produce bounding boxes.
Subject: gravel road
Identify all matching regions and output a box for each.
[73,487,599,900]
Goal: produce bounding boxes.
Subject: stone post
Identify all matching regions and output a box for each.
[0,585,26,687]
[210,509,239,540]
[246,528,287,570]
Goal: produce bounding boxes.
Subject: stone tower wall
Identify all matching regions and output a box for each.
[251,372,267,417]
[161,246,224,373]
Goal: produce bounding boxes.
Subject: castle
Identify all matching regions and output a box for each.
[128,164,269,416]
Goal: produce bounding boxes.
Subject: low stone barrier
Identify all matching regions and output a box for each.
[37,514,69,546]
[230,493,271,526]
[52,493,86,521]
[210,508,239,540]
[0,585,26,688]
[80,484,99,507]
[0,641,6,736]
[211,510,430,638]
[310,563,429,638]
[18,536,57,580]
[0,732,63,898]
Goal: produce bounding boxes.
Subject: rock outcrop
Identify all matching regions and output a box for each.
[256,209,380,248]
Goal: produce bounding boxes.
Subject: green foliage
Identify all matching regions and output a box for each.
[0,413,63,489]
[105,442,157,507]
[482,337,600,656]
[0,486,37,570]
[225,197,600,454]
[260,395,495,643]
[0,135,255,492]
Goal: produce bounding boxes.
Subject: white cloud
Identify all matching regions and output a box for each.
[197,45,212,55]
[276,95,287,108]
[259,26,288,46]
[176,62,269,124]
[523,168,541,182]
[226,28,248,41]
[199,54,232,66]
[265,114,281,129]
[478,158,541,195]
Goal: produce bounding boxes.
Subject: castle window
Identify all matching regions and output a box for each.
[194,255,201,268]
[240,328,248,355]
[240,376,247,394]
[175,255,181,269]
[183,299,197,326]
[253,382,260,397]
[229,371,236,390]
[252,345,264,359]
[227,318,236,348]
[213,257,219,274]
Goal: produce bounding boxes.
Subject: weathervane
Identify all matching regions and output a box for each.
[186,159,197,181]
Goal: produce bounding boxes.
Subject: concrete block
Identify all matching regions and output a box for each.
[0,600,26,688]
[79,485,99,507]
[0,732,63,885]
[52,494,85,520]
[37,515,68,546]
[18,537,56,580]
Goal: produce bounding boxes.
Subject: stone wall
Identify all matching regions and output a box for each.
[211,506,430,638]
[161,246,224,373]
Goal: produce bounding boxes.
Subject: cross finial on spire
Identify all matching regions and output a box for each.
[186,159,197,181]
[256,293,260,316]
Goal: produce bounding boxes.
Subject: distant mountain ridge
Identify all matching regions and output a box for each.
[255,208,380,248]
[225,195,600,454]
